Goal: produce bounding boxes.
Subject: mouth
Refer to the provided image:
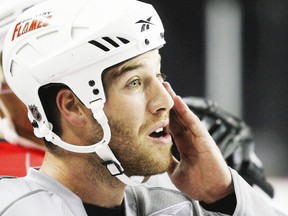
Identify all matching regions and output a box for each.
[149,122,171,142]
[149,127,169,138]
[146,120,172,145]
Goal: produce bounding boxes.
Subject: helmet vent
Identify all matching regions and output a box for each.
[89,37,130,52]
[102,37,119,48]
[10,60,20,76]
[117,37,130,44]
[89,40,110,52]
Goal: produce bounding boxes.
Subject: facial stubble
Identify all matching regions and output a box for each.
[88,118,173,178]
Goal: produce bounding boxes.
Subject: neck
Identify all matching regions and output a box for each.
[40,150,126,208]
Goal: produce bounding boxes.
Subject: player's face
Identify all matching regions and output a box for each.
[102,50,174,176]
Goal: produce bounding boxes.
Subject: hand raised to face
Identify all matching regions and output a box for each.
[163,82,233,204]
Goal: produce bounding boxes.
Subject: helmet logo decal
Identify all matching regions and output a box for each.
[135,16,154,32]
[28,105,42,121]
[12,11,52,41]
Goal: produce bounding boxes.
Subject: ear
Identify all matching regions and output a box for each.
[56,89,87,127]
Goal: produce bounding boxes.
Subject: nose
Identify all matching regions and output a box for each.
[147,79,174,114]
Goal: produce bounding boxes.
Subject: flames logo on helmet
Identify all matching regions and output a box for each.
[12,12,52,41]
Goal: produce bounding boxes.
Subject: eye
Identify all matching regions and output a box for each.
[127,78,142,89]
[156,73,167,82]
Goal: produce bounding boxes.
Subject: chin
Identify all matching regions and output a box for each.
[126,153,173,177]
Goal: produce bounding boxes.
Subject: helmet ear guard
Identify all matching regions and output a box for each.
[3,0,165,185]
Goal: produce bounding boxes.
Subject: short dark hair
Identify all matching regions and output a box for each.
[38,83,68,150]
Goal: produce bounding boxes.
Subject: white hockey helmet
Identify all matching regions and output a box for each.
[2,0,165,185]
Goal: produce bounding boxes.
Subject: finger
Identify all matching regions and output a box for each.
[163,82,177,99]
[169,108,187,138]
[172,96,206,138]
[163,81,210,141]
[163,82,188,136]
[163,82,200,126]
[163,82,194,125]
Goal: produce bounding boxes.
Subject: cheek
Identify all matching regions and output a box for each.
[104,94,146,128]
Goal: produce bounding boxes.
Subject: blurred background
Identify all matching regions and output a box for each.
[143,0,288,212]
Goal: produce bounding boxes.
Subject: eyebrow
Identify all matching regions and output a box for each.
[109,52,161,80]
[112,63,143,80]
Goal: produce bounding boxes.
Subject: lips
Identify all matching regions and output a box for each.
[147,121,172,145]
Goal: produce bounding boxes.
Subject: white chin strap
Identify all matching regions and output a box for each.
[35,102,149,186]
